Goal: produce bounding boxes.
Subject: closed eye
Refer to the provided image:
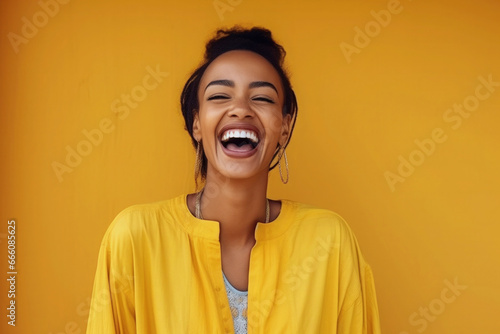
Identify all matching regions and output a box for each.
[207,95,230,101]
[252,96,275,104]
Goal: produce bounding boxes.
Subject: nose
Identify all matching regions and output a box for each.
[227,97,254,119]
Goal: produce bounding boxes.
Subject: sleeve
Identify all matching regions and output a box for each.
[335,216,382,334]
[86,211,137,334]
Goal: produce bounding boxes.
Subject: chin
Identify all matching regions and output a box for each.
[209,160,268,182]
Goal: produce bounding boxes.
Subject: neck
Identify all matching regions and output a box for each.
[199,169,269,248]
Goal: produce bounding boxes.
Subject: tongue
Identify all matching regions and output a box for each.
[226,143,254,152]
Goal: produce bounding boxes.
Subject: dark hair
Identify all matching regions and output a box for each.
[181,26,298,182]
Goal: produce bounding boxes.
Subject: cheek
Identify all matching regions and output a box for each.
[198,109,221,143]
[264,111,284,139]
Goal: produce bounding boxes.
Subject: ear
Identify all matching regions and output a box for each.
[279,114,292,147]
[192,111,201,142]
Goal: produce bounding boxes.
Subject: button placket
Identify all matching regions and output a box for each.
[207,239,235,333]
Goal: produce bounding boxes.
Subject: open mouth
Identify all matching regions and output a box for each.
[220,129,260,153]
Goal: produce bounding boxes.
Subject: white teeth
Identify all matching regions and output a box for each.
[221,129,259,143]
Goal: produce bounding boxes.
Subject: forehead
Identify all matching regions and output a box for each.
[199,50,283,92]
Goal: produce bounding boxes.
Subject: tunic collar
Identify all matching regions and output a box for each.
[176,194,294,242]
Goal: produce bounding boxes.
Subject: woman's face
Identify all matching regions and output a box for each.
[193,50,290,181]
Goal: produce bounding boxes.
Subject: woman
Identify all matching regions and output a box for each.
[86,26,381,333]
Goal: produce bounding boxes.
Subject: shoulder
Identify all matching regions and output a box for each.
[283,200,373,274]
[102,194,186,246]
[284,200,354,239]
[281,200,366,259]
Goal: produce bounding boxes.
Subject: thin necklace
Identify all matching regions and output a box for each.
[195,189,270,223]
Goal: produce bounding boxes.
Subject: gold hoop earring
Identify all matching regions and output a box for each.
[278,146,289,184]
[194,140,203,190]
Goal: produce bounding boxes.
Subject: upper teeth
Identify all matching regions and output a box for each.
[221,129,259,143]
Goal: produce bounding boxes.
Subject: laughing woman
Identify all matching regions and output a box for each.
[86,27,381,334]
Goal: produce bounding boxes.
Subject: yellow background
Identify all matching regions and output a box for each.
[1,0,499,333]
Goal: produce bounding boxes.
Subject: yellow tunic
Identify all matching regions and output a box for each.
[86,194,381,333]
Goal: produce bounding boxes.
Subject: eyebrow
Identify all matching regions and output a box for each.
[249,81,279,95]
[204,80,279,95]
[204,79,234,91]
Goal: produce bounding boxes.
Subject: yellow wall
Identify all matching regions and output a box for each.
[1,0,499,333]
